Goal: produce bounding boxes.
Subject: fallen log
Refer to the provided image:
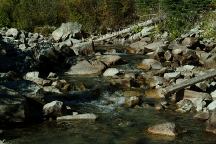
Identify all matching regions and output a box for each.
[93,16,165,42]
[70,16,166,54]
[163,69,216,97]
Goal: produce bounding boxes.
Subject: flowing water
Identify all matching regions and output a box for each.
[2,54,216,144]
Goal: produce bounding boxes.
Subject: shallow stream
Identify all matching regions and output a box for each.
[3,54,216,144]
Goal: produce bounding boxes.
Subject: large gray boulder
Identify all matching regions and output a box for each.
[66,60,105,75]
[52,22,82,41]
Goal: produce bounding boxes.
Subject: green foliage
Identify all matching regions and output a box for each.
[201,11,216,39]
[67,0,136,33]
[13,0,69,31]
[159,0,212,39]
[0,0,14,27]
[0,0,215,38]
[131,25,143,33]
[67,0,99,32]
[34,26,56,36]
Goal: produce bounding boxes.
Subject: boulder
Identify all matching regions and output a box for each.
[147,122,176,136]
[57,113,97,122]
[52,22,82,41]
[176,90,212,112]
[5,28,18,38]
[176,99,194,113]
[129,41,147,54]
[181,37,198,48]
[164,72,180,80]
[196,50,211,65]
[144,41,165,52]
[43,101,64,118]
[66,60,105,75]
[103,68,119,77]
[96,55,121,66]
[23,71,44,85]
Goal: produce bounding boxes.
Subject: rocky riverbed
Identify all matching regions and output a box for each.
[1,22,216,143]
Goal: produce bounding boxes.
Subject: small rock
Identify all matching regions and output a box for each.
[125,96,140,108]
[194,111,209,121]
[129,41,147,53]
[23,71,44,85]
[207,100,216,111]
[73,112,78,115]
[164,50,172,61]
[144,41,165,52]
[164,72,180,80]
[138,59,162,70]
[176,99,194,113]
[103,68,119,77]
[43,101,64,118]
[148,122,176,136]
[19,44,27,51]
[5,28,18,37]
[43,86,62,94]
[172,48,183,55]
[147,76,164,88]
[176,65,195,72]
[195,81,209,92]
[181,37,198,47]
[124,73,135,79]
[52,80,66,89]
[57,113,97,122]
[140,37,151,43]
[47,72,58,80]
[211,90,216,100]
[42,80,52,86]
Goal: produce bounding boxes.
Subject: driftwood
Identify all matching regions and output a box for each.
[163,69,216,97]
